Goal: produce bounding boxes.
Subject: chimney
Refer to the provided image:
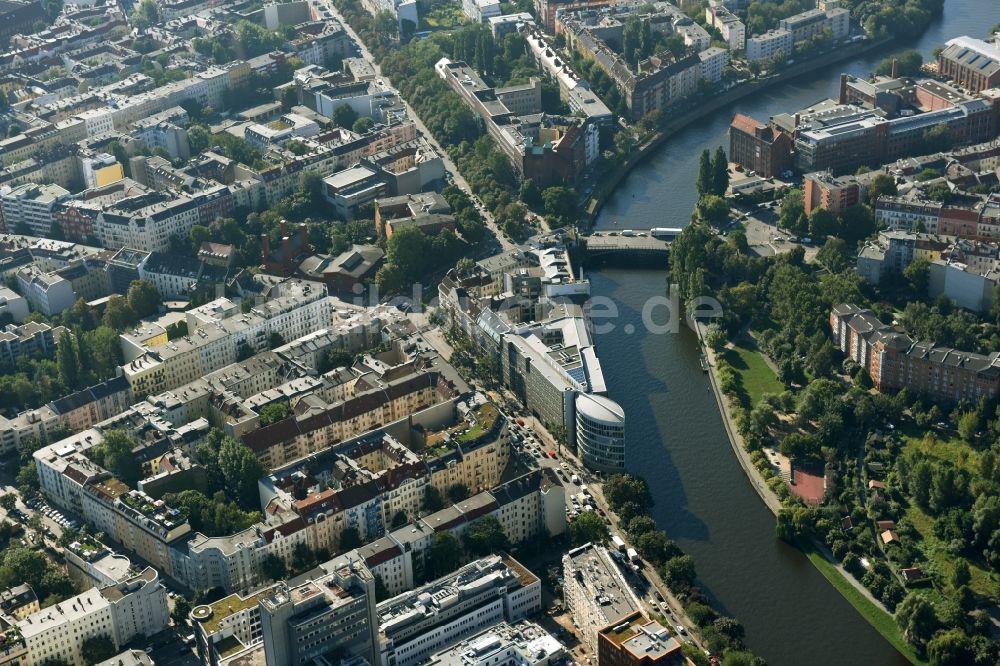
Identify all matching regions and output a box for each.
[261,234,271,261]
[279,219,288,238]
[298,224,309,252]
[794,113,801,127]
[282,236,291,263]
[839,73,848,103]
[891,59,899,79]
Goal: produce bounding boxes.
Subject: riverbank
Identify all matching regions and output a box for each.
[694,320,921,664]
[583,34,894,226]
[694,321,782,515]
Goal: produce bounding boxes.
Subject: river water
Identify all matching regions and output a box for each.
[589,3,998,665]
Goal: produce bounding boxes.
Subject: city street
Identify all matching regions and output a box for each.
[321,0,517,254]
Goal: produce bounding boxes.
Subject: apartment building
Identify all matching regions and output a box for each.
[597,612,688,666]
[803,170,864,215]
[778,7,850,44]
[0,322,55,367]
[831,304,1000,404]
[64,536,134,588]
[563,543,642,651]
[0,287,28,323]
[16,568,168,666]
[241,368,463,468]
[0,585,39,621]
[191,584,277,666]
[705,6,745,50]
[376,555,541,666]
[436,58,591,185]
[745,28,793,63]
[0,183,70,236]
[120,279,331,397]
[15,266,76,317]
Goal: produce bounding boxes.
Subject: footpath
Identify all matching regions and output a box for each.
[694,322,894,617]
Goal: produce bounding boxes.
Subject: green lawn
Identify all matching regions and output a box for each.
[803,548,925,665]
[900,425,980,473]
[721,342,784,407]
[904,506,996,599]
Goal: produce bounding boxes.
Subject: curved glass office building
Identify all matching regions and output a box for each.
[574,393,625,472]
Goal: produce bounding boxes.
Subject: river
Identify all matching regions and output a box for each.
[588,3,998,665]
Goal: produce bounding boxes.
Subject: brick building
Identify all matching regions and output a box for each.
[937,37,1000,94]
[728,113,793,178]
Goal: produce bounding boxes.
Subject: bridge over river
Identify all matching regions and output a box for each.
[583,230,672,261]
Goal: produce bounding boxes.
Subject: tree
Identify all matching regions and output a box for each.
[926,628,974,666]
[352,117,375,134]
[375,263,404,295]
[0,547,48,590]
[218,436,266,510]
[57,330,79,390]
[339,527,362,551]
[446,484,471,504]
[779,189,805,232]
[868,173,898,207]
[333,104,360,129]
[258,402,291,427]
[292,542,315,572]
[662,554,696,587]
[101,295,137,331]
[81,635,116,665]
[428,532,462,578]
[816,237,849,272]
[696,195,730,225]
[922,123,951,154]
[604,474,654,512]
[422,486,444,513]
[711,146,729,196]
[262,554,287,581]
[635,530,676,565]
[188,125,210,154]
[542,186,579,227]
[42,0,62,22]
[464,516,508,555]
[0,494,15,513]
[896,593,938,647]
[903,257,930,295]
[877,49,923,76]
[569,512,608,546]
[386,225,431,283]
[95,429,140,485]
[949,560,971,589]
[131,0,161,31]
[808,207,839,238]
[704,323,727,351]
[127,280,160,319]
[626,515,657,539]
[171,596,193,626]
[696,149,713,197]
[391,511,408,529]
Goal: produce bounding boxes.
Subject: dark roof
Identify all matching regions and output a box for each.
[145,252,202,279]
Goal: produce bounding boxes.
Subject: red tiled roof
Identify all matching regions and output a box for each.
[731,113,764,135]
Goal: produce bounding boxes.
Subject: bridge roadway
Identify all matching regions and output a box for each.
[584,231,671,258]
